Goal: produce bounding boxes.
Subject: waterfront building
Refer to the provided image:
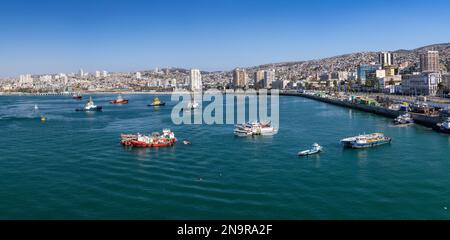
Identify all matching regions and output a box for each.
[357,64,382,84]
[379,52,394,67]
[233,68,247,88]
[401,72,441,96]
[272,79,289,89]
[420,51,440,73]
[254,70,265,88]
[378,75,402,92]
[189,69,202,91]
[263,69,275,89]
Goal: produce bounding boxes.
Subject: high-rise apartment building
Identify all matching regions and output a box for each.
[189,69,202,91]
[379,52,394,67]
[420,51,440,73]
[233,68,247,88]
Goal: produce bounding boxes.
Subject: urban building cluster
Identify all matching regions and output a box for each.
[1,46,450,97]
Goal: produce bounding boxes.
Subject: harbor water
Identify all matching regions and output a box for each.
[0,94,450,219]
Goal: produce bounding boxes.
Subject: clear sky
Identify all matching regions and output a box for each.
[1,0,450,77]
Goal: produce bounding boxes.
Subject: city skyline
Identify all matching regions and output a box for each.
[2,0,450,77]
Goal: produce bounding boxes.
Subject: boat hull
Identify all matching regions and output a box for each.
[76,106,103,112]
[348,138,391,149]
[148,102,166,107]
[110,100,129,104]
[298,150,321,156]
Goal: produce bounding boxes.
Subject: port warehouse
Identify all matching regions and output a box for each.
[280,90,449,128]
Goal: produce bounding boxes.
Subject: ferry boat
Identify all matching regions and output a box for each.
[72,93,82,100]
[394,113,414,125]
[75,97,103,112]
[120,129,176,148]
[298,143,322,156]
[234,121,278,137]
[341,133,391,149]
[148,97,166,107]
[436,117,450,134]
[110,94,129,104]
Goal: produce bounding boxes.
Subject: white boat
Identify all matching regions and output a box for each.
[341,133,391,149]
[76,96,102,112]
[186,101,199,110]
[394,113,414,125]
[436,117,450,134]
[234,121,278,136]
[34,104,39,110]
[298,143,323,156]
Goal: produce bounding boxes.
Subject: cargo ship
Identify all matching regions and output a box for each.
[341,133,391,149]
[110,94,129,104]
[120,129,176,147]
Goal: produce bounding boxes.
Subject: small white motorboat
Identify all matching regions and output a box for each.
[298,143,323,156]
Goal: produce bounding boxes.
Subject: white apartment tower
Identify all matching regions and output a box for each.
[378,52,394,67]
[189,69,202,91]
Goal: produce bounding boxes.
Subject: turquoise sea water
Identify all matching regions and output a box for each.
[0,94,450,220]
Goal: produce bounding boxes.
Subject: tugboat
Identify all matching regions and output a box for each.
[72,93,82,100]
[120,129,177,148]
[394,113,414,125]
[341,133,391,149]
[234,121,278,136]
[110,94,129,104]
[436,117,450,134]
[76,96,103,112]
[148,97,166,107]
[298,143,323,156]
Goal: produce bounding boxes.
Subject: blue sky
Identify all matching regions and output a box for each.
[1,0,450,77]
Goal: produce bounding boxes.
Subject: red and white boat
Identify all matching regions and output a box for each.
[110,94,129,104]
[121,129,177,148]
[72,93,82,100]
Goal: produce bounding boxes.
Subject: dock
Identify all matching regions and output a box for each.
[281,91,446,128]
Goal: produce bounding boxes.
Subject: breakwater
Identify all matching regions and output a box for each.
[281,92,443,127]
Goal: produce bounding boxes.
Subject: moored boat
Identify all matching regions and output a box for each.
[148,97,166,106]
[110,94,129,104]
[298,143,322,156]
[120,129,177,148]
[394,113,414,125]
[341,133,391,149]
[76,97,103,112]
[436,117,450,134]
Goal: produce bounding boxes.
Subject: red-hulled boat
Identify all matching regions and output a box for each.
[72,93,82,100]
[110,94,129,104]
[120,129,176,148]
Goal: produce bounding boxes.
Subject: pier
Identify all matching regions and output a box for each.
[281,91,446,128]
